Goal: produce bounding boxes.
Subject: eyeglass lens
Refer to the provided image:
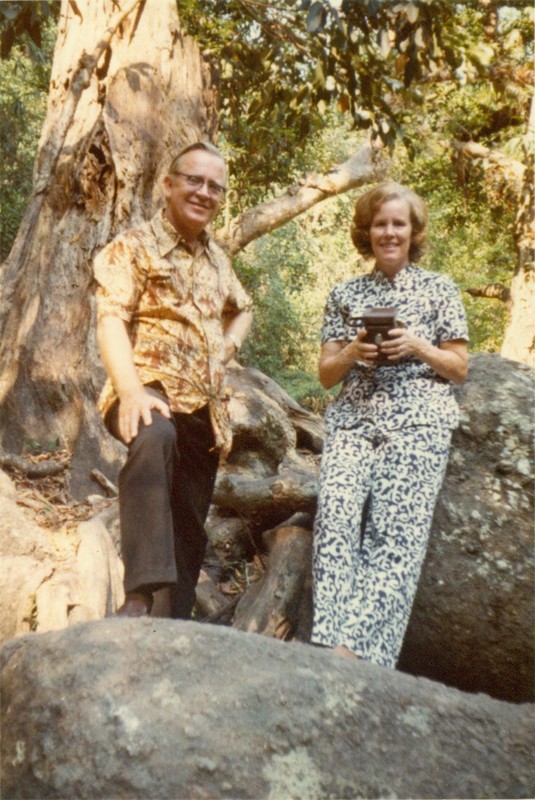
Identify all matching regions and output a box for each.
[176,172,225,196]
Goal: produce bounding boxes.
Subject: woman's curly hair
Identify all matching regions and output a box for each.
[350,182,428,263]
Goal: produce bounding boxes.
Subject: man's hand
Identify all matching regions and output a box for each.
[117,387,171,444]
[97,316,172,442]
[222,310,253,364]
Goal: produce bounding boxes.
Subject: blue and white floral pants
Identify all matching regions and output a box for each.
[311,425,451,667]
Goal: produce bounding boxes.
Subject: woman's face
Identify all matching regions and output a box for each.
[369,198,412,276]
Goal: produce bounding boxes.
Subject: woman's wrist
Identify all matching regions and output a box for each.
[338,344,365,375]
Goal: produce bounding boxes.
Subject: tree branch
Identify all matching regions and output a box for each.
[465,283,511,303]
[220,143,388,256]
[451,140,525,195]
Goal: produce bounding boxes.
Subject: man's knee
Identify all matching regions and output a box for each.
[128,410,177,459]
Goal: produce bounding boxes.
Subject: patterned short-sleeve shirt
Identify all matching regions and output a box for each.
[94,209,252,455]
[322,265,469,434]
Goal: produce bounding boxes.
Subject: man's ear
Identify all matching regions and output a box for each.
[163,175,172,197]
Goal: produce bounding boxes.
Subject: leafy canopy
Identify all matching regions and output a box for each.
[179,0,533,200]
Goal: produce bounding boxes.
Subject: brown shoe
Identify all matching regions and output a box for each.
[115,592,153,617]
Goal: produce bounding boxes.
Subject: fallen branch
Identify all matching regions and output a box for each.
[212,462,319,527]
[232,513,314,641]
[90,469,119,497]
[0,451,66,478]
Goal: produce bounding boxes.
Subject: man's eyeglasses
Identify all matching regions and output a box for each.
[172,172,226,198]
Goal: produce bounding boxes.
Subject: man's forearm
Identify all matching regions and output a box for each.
[97,315,143,397]
[223,310,253,351]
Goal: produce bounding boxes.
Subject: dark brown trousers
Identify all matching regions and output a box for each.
[106,387,219,619]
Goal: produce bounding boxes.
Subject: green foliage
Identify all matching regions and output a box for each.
[179,0,325,206]
[0,1,58,59]
[234,102,516,397]
[0,15,55,261]
[232,121,369,404]
[180,0,532,204]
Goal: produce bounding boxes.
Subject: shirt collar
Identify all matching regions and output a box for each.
[371,264,416,289]
[150,208,210,258]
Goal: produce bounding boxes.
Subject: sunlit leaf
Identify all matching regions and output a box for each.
[379,28,391,58]
[414,28,425,48]
[406,3,419,23]
[325,75,336,91]
[468,42,495,67]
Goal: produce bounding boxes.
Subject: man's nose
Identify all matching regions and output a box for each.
[195,180,212,198]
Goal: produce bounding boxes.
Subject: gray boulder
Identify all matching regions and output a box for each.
[400,353,535,702]
[1,619,534,800]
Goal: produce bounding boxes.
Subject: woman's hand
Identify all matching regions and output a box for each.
[381,327,468,383]
[319,328,468,388]
[352,328,380,366]
[318,330,378,389]
[379,326,421,362]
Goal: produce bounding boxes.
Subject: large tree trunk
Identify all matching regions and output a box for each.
[501,94,535,366]
[0,0,219,495]
[452,96,535,367]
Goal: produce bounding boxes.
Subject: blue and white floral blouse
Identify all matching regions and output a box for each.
[321,265,469,434]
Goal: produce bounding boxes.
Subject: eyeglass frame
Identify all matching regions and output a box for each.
[170,171,227,198]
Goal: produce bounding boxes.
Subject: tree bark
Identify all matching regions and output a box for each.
[501,94,535,367]
[0,0,218,495]
[451,125,534,366]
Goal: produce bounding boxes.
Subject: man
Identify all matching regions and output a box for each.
[94,142,253,618]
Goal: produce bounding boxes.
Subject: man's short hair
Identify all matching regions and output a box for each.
[168,142,226,175]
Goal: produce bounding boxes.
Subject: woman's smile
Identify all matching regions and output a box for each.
[370,198,412,275]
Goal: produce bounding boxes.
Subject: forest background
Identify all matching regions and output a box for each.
[1,0,532,412]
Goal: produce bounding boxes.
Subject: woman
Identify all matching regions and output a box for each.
[311,182,469,667]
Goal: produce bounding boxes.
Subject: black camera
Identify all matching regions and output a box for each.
[357,307,400,367]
